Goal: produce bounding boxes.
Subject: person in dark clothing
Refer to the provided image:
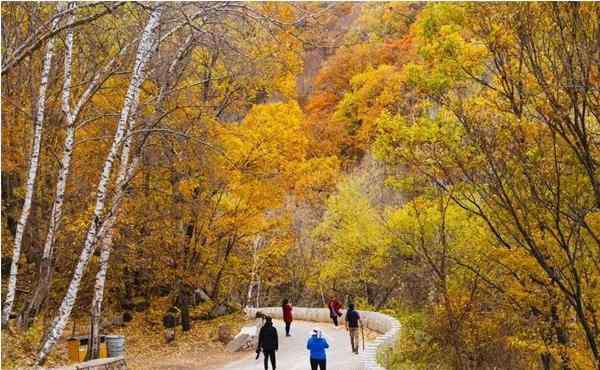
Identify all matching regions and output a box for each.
[282,298,293,337]
[307,328,329,370]
[257,316,278,370]
[345,303,362,354]
[327,296,342,326]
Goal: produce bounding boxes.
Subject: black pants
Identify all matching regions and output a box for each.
[310,358,326,370]
[331,315,338,326]
[285,321,291,336]
[263,350,276,370]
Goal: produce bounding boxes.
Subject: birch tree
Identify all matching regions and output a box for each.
[19,2,78,331]
[246,236,263,308]
[87,110,138,360]
[1,2,64,328]
[18,6,134,331]
[1,2,125,76]
[86,34,196,359]
[36,5,164,365]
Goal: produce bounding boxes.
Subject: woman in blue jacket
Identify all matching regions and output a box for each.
[306,328,329,370]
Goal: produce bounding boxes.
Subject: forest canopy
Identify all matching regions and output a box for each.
[1,2,599,369]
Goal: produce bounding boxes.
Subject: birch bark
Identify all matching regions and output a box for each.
[1,2,65,328]
[86,133,137,360]
[86,95,139,359]
[86,35,195,359]
[246,236,262,308]
[19,3,135,330]
[35,6,163,365]
[1,2,125,76]
[18,2,77,330]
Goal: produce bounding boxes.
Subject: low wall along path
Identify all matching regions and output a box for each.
[245,307,400,370]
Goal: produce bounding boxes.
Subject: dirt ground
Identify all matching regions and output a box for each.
[2,309,380,370]
[1,310,249,370]
[117,313,250,370]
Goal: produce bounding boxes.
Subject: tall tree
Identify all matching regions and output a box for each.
[36,5,164,364]
[18,2,130,330]
[86,34,196,359]
[374,3,600,367]
[2,2,64,328]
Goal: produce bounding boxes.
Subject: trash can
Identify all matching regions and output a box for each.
[67,335,108,362]
[106,335,125,357]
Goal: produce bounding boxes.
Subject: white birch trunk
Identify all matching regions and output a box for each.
[86,35,195,358]
[87,227,112,358]
[87,155,137,359]
[36,6,163,365]
[20,2,133,330]
[256,277,261,309]
[246,236,262,308]
[1,3,64,328]
[18,3,77,330]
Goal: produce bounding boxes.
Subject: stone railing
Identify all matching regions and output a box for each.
[245,307,400,370]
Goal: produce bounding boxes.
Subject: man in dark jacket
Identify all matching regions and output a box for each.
[345,303,362,354]
[257,316,278,370]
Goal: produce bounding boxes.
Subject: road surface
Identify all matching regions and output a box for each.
[209,319,366,370]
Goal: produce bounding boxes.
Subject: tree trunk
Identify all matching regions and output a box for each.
[211,236,237,300]
[86,33,196,359]
[540,352,552,370]
[1,3,125,76]
[35,6,163,365]
[19,3,77,331]
[86,228,113,361]
[246,236,262,308]
[86,102,139,360]
[1,3,64,328]
[19,2,133,330]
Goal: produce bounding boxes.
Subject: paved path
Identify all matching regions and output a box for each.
[208,319,366,370]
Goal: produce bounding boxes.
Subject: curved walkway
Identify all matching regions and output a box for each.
[209,319,366,370]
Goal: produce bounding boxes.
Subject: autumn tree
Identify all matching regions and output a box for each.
[374,3,600,368]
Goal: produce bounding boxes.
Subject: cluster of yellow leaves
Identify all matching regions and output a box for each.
[367,3,600,369]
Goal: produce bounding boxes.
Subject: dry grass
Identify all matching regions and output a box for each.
[1,318,70,369]
[121,311,248,370]
[1,299,249,370]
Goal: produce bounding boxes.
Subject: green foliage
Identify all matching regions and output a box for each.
[313,176,391,285]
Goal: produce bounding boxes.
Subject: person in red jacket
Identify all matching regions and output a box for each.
[282,298,293,337]
[328,295,342,326]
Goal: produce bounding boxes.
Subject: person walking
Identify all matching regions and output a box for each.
[327,295,342,326]
[257,316,278,370]
[345,303,362,354]
[282,298,293,337]
[307,327,329,370]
